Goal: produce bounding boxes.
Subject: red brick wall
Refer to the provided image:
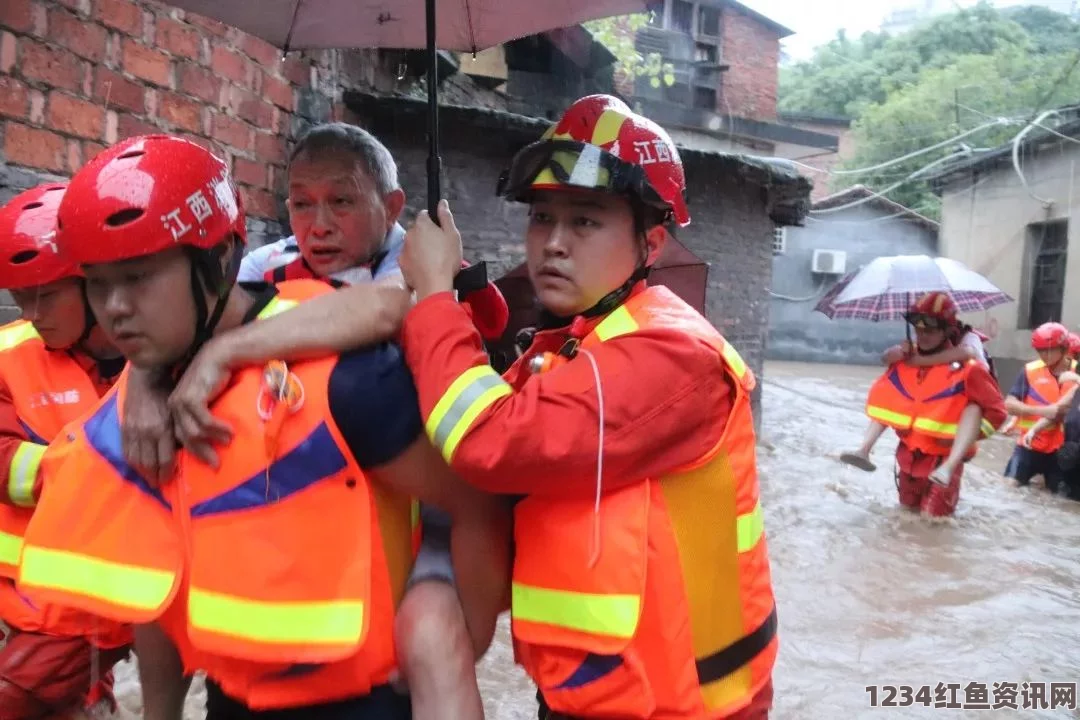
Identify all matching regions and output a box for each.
[719,6,779,120]
[0,0,317,231]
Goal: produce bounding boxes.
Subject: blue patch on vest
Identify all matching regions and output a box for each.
[925,382,966,402]
[83,394,171,509]
[17,419,46,445]
[887,367,915,400]
[556,654,624,689]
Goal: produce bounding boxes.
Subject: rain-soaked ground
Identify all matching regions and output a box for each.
[105,360,1080,719]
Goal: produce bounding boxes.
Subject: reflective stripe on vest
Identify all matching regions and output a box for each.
[188,588,364,647]
[8,441,45,508]
[0,322,39,351]
[867,405,912,428]
[425,365,512,462]
[0,528,21,568]
[20,545,174,612]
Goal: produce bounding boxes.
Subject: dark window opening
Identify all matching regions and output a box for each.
[698,6,721,36]
[693,86,716,109]
[671,0,693,33]
[665,82,690,105]
[694,42,718,64]
[1023,220,1069,329]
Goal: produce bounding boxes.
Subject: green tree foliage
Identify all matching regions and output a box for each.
[585,14,675,88]
[779,2,1080,216]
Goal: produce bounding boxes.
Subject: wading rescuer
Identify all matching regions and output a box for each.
[152,94,780,719]
[16,135,510,720]
[0,184,132,719]
[864,292,1006,517]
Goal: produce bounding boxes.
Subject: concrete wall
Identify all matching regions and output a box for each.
[768,204,938,364]
[938,140,1080,385]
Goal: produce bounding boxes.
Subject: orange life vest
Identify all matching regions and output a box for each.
[1014,359,1071,453]
[866,360,996,458]
[0,319,130,647]
[506,286,776,719]
[19,280,414,709]
[264,256,346,288]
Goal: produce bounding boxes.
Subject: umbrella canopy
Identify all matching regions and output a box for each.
[162,0,655,52]
[814,254,1014,321]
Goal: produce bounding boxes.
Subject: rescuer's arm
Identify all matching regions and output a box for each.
[882,341,913,366]
[120,365,178,486]
[400,292,732,497]
[327,344,511,656]
[0,377,45,507]
[905,344,976,368]
[1003,374,1061,419]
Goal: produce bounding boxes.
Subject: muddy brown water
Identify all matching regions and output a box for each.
[103,361,1080,719]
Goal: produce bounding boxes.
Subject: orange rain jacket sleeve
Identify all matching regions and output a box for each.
[0,377,40,506]
[400,292,734,497]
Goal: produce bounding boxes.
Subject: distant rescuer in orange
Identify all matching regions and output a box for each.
[0,184,131,718]
[863,292,1006,517]
[158,95,779,719]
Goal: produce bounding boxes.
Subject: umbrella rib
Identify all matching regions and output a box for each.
[282,0,302,53]
[463,0,477,54]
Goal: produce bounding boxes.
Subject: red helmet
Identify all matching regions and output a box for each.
[0,183,79,290]
[1068,332,1080,356]
[57,135,246,267]
[1031,322,1070,350]
[497,94,690,226]
[907,291,958,325]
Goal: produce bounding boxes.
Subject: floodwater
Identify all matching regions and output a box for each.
[105,361,1080,719]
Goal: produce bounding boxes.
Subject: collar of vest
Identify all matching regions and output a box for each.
[531,282,649,343]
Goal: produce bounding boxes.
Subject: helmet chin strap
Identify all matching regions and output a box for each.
[173,240,243,381]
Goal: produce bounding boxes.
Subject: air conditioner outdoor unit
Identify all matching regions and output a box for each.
[811,249,847,275]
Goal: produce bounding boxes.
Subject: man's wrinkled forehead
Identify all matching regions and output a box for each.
[289,148,375,187]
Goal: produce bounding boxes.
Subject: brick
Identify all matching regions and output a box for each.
[28,89,44,122]
[47,8,107,62]
[0,32,14,73]
[122,39,171,86]
[66,139,82,173]
[281,56,310,86]
[156,17,199,59]
[185,12,228,37]
[21,40,83,93]
[261,72,293,111]
[228,86,273,128]
[211,46,248,86]
[116,112,159,139]
[93,67,146,114]
[178,63,221,104]
[56,0,90,15]
[210,112,251,151]
[0,76,29,120]
[239,186,277,218]
[3,123,67,173]
[253,131,286,165]
[46,92,106,139]
[240,34,280,67]
[157,90,202,132]
[94,0,142,34]
[83,139,105,163]
[233,157,266,188]
[0,0,32,33]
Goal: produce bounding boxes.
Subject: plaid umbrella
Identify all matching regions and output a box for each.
[814,255,1014,321]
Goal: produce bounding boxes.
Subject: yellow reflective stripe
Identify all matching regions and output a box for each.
[867,405,911,427]
[0,530,22,567]
[594,305,638,341]
[511,582,640,639]
[737,501,764,553]
[1026,360,1045,371]
[0,323,39,352]
[257,297,299,320]
[721,342,749,381]
[980,419,995,438]
[189,587,363,645]
[425,366,512,462]
[1016,417,1038,429]
[912,417,958,436]
[8,442,44,508]
[20,546,173,611]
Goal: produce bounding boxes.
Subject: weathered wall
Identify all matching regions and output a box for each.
[719,4,779,121]
[938,140,1080,382]
[768,206,938,364]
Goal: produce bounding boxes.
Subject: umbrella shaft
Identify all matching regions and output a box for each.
[426,0,441,222]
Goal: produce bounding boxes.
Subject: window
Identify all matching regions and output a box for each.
[693,86,716,109]
[1022,220,1068,329]
[694,42,718,64]
[671,0,693,33]
[697,5,721,36]
[664,82,690,105]
[773,227,787,255]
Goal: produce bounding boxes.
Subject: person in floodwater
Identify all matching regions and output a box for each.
[861,292,1006,517]
[841,297,994,473]
[1003,322,1079,495]
[16,134,510,720]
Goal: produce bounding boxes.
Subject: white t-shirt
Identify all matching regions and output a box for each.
[238,223,406,287]
[959,329,989,369]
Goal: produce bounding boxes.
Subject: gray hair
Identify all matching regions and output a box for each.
[289,122,400,195]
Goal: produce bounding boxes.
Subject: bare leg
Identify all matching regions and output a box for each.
[395,581,485,720]
[841,421,887,471]
[930,404,983,485]
[134,623,190,720]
